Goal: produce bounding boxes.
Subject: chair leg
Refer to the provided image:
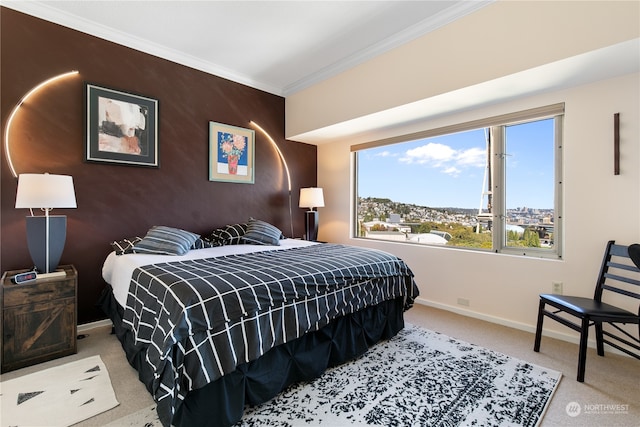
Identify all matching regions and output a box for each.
[577,317,590,382]
[534,299,545,352]
[595,322,605,356]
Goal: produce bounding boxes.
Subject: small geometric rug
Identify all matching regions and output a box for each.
[108,324,561,427]
[0,355,119,427]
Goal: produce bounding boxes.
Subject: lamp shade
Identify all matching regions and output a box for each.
[16,173,77,209]
[299,187,324,209]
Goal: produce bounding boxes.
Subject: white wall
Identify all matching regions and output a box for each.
[316,73,640,344]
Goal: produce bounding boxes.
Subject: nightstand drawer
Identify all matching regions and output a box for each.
[3,280,75,307]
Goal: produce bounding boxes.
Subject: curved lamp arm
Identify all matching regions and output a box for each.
[4,71,79,178]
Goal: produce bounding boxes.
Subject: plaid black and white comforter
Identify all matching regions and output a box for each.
[121,243,419,425]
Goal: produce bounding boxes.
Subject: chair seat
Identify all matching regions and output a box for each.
[540,294,638,321]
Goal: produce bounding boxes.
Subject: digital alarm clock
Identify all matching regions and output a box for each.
[11,270,37,284]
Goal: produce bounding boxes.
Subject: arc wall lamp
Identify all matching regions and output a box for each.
[4,70,79,178]
[250,121,294,238]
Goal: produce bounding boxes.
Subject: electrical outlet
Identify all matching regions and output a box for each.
[457,298,470,307]
[552,281,563,294]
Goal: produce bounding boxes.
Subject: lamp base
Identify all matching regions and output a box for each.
[25,215,67,274]
[304,210,319,241]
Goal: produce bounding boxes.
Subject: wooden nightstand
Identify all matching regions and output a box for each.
[1,265,77,373]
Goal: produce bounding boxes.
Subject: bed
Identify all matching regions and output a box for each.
[98,223,419,427]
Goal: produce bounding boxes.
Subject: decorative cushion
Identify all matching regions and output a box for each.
[241,218,282,246]
[208,223,248,246]
[629,244,640,269]
[111,236,143,255]
[133,226,200,255]
[192,237,215,249]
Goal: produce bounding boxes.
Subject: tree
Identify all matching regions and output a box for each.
[523,229,541,247]
[416,223,432,233]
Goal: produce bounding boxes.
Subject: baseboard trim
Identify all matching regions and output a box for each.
[78,318,112,333]
[414,297,631,357]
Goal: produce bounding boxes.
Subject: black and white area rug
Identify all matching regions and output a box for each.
[109,325,561,427]
[1,355,119,427]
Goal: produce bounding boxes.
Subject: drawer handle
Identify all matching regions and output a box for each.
[32,290,54,295]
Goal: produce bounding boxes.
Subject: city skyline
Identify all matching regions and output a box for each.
[357,119,555,210]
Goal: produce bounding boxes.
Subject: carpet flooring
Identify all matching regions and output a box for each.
[108,324,560,426]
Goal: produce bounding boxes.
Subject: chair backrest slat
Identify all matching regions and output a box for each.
[609,243,633,257]
[607,261,640,274]
[601,284,640,300]
[595,241,640,303]
[602,272,640,288]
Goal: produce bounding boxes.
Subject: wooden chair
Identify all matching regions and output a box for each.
[534,240,640,382]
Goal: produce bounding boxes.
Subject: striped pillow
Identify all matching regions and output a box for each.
[241,218,282,246]
[133,226,200,255]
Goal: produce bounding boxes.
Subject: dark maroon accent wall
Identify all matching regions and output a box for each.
[0,8,317,324]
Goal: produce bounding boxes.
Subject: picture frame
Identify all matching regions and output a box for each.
[85,83,159,167]
[209,121,255,184]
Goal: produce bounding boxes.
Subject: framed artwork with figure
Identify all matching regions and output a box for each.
[209,121,255,184]
[85,83,159,167]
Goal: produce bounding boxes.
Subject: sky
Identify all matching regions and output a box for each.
[357,118,555,210]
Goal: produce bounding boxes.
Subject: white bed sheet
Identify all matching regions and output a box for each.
[102,238,319,307]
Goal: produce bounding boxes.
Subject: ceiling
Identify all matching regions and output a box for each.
[3,0,492,96]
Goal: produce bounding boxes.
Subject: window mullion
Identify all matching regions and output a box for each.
[491,126,506,251]
[553,116,563,258]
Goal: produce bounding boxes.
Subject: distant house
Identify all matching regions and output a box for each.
[362,220,411,234]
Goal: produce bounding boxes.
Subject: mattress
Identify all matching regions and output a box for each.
[102,238,318,307]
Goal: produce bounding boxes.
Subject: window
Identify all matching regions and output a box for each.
[353,104,563,258]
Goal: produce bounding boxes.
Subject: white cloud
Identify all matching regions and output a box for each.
[375,150,395,157]
[400,143,485,175]
[456,147,486,167]
[400,143,456,166]
[443,166,461,176]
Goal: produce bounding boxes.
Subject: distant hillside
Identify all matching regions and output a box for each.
[357,197,478,217]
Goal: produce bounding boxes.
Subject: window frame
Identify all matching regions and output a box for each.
[351,103,564,259]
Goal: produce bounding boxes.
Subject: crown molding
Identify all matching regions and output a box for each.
[2,1,283,95]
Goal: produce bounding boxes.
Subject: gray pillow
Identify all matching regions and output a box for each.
[133,226,200,255]
[241,219,282,246]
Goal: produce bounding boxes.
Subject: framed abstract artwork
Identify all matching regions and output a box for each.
[85,83,159,167]
[209,121,255,184]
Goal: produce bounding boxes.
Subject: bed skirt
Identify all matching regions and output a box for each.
[98,286,406,427]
